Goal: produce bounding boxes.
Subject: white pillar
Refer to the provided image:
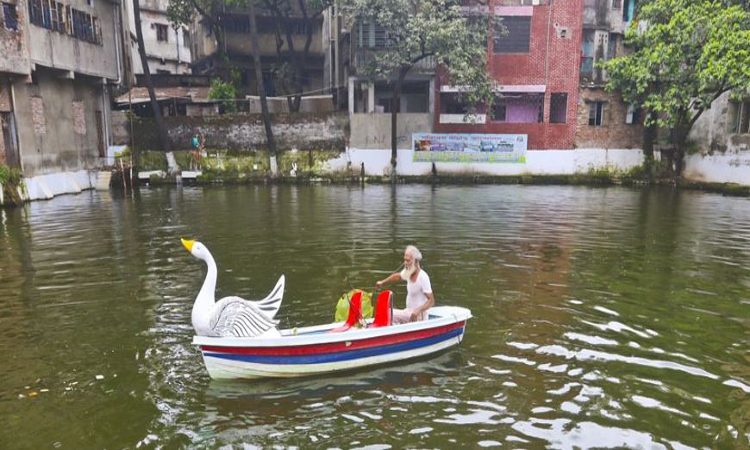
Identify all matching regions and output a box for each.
[367,82,375,113]
[429,77,435,119]
[348,77,355,114]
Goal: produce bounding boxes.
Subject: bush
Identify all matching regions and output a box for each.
[208,79,237,113]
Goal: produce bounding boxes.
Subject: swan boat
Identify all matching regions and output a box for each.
[193,305,472,379]
[182,239,472,380]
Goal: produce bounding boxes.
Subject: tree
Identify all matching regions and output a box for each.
[133,0,171,154]
[346,0,496,178]
[168,0,331,112]
[603,0,750,176]
[248,0,279,175]
[259,0,333,112]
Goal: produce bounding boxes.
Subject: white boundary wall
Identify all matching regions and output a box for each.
[684,150,750,185]
[327,148,646,176]
[23,171,97,201]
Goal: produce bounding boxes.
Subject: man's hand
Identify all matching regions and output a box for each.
[409,310,420,322]
[375,280,384,289]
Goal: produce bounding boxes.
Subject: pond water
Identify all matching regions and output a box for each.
[0,185,748,448]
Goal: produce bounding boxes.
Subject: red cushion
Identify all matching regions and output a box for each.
[371,291,393,327]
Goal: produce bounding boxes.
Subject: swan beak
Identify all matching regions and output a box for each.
[181,238,195,253]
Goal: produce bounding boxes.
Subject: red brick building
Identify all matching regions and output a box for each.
[434,0,584,150]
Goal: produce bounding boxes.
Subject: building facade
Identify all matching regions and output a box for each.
[190,2,331,98]
[434,0,584,150]
[125,0,191,77]
[0,0,126,177]
[576,0,642,150]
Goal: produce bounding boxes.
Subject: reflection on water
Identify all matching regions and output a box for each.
[0,185,748,448]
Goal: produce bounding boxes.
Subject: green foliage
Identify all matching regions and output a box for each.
[0,165,23,185]
[208,78,238,113]
[334,289,374,323]
[346,0,498,107]
[604,0,750,134]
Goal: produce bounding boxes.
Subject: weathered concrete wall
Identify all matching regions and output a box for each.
[246,95,335,114]
[12,71,105,176]
[131,113,348,151]
[683,91,750,184]
[684,148,750,185]
[110,110,131,145]
[349,113,432,150]
[688,91,749,154]
[0,0,31,76]
[28,0,120,80]
[575,87,643,149]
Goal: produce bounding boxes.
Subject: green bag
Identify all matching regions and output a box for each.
[335,289,373,323]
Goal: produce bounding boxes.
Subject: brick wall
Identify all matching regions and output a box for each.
[575,86,643,148]
[434,0,583,150]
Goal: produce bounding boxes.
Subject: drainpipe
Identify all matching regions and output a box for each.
[113,5,123,86]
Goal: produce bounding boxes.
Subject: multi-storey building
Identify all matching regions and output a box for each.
[190,2,331,99]
[0,0,126,176]
[434,0,583,150]
[124,0,191,78]
[576,0,642,150]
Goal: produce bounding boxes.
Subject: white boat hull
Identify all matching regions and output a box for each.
[193,306,472,380]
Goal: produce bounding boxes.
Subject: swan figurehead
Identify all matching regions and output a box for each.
[182,238,217,335]
[181,238,286,338]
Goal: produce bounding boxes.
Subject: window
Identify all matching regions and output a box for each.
[50,0,59,31]
[491,103,506,121]
[156,23,168,42]
[607,33,618,60]
[623,0,637,22]
[494,16,531,54]
[29,0,42,25]
[42,0,50,28]
[588,101,607,126]
[2,2,18,30]
[358,20,389,48]
[491,93,544,123]
[730,100,750,134]
[440,93,472,115]
[613,0,621,8]
[550,93,567,123]
[625,104,640,125]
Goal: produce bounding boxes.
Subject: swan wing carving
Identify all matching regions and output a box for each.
[253,275,285,319]
[210,297,279,337]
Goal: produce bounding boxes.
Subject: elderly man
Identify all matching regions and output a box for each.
[375,245,435,323]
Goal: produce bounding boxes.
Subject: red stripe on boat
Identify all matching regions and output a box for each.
[201,321,466,356]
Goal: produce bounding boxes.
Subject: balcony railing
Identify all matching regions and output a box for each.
[353,49,436,73]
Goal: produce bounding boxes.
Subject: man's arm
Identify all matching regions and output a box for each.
[376,272,401,289]
[410,292,435,322]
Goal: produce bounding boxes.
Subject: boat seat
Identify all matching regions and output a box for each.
[371,290,393,328]
[330,291,363,332]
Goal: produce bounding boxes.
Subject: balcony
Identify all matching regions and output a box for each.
[352,49,436,74]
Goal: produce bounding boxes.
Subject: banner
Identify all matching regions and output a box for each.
[412,133,527,163]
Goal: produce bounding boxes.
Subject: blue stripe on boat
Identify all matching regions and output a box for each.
[204,327,464,365]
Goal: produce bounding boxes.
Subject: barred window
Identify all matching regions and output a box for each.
[156,23,168,42]
[2,2,18,30]
[588,101,608,126]
[494,16,531,54]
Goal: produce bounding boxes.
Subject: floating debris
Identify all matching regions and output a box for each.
[95,375,104,380]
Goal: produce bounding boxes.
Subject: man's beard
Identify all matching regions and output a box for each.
[401,263,417,280]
